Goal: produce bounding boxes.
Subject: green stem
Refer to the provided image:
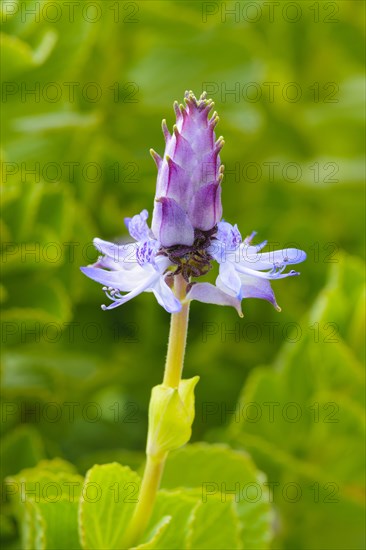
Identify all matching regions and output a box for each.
[122,275,190,548]
[122,454,166,548]
[163,275,190,388]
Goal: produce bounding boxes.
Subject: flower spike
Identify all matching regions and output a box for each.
[81,91,306,314]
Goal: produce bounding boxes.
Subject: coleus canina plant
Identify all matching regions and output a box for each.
[81,91,306,546]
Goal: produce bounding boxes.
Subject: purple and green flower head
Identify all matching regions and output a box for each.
[81,91,306,315]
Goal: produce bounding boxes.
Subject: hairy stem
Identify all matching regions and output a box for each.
[163,275,190,387]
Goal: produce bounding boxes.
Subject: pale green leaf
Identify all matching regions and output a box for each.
[162,443,273,549]
[36,498,81,550]
[79,463,140,550]
[6,462,84,550]
[187,497,241,550]
[138,490,198,549]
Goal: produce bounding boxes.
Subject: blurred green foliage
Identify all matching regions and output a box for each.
[5,446,273,549]
[226,255,365,549]
[1,0,365,548]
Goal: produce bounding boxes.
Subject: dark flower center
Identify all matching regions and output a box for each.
[160,226,217,281]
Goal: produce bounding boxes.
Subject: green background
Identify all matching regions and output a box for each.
[1,1,365,548]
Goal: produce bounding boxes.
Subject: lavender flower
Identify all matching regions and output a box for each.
[81,91,306,315]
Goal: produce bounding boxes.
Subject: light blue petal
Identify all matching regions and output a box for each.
[216,221,242,250]
[151,277,182,313]
[136,239,160,266]
[219,261,242,296]
[238,247,306,271]
[80,265,151,292]
[244,240,267,254]
[187,282,243,316]
[237,274,280,310]
[125,209,150,241]
[100,271,161,310]
[234,263,301,280]
[94,238,138,265]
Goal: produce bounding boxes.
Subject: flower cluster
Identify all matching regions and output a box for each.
[81,91,306,315]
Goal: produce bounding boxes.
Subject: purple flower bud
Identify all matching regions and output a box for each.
[151,91,224,247]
